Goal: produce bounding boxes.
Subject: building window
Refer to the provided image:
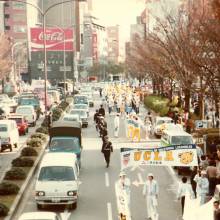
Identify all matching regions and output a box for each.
[13,25,26,33]
[4,2,10,7]
[13,14,26,22]
[4,14,10,19]
[5,26,10,30]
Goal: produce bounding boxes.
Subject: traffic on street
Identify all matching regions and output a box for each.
[0,0,220,220]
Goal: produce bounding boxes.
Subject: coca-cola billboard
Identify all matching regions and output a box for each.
[92,32,98,62]
[30,28,74,51]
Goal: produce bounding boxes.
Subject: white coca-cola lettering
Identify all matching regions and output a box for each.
[38,31,64,42]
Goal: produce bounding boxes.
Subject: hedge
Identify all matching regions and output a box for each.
[30,133,47,142]
[0,182,19,195]
[12,157,34,167]
[144,95,169,116]
[4,167,26,180]
[36,126,48,134]
[0,203,9,217]
[26,137,43,148]
[21,147,38,157]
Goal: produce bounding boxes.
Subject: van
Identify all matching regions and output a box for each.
[35,152,79,210]
[161,130,194,146]
[0,120,19,152]
[16,105,37,126]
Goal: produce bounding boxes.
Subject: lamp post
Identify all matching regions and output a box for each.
[1,0,85,112]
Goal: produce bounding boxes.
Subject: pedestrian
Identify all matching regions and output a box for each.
[116,171,131,210]
[99,88,103,97]
[213,201,220,220]
[142,173,159,220]
[145,117,152,140]
[47,111,52,129]
[194,170,209,205]
[190,166,198,197]
[101,137,113,168]
[114,113,120,138]
[127,114,134,139]
[206,160,217,196]
[177,176,194,215]
[94,109,100,132]
[132,116,141,142]
[98,105,105,117]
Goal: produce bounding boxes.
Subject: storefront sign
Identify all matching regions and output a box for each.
[121,145,198,169]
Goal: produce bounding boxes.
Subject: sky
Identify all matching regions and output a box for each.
[92,0,146,41]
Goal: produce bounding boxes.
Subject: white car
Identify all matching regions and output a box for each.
[71,104,89,116]
[18,212,62,220]
[0,120,19,152]
[35,153,79,210]
[69,109,88,127]
[62,114,82,127]
[153,116,173,137]
[16,105,37,126]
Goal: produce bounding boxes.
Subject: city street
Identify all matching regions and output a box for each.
[13,95,182,220]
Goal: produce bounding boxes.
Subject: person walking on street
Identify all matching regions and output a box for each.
[132,116,141,142]
[99,105,105,117]
[194,170,209,205]
[114,113,120,137]
[213,201,220,220]
[143,173,159,220]
[94,109,100,132]
[145,117,152,140]
[206,160,217,196]
[101,137,113,168]
[177,176,194,215]
[116,171,131,210]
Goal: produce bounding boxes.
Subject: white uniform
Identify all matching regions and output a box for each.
[194,174,209,205]
[114,115,120,137]
[143,180,159,219]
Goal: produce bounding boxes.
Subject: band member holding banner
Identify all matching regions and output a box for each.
[143,173,159,220]
[101,137,113,168]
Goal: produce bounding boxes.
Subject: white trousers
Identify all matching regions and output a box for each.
[145,196,159,219]
[114,126,119,137]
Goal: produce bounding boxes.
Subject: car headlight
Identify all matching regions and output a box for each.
[36,191,45,196]
[67,191,77,196]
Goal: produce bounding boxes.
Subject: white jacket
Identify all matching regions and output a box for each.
[177,183,194,198]
[114,116,120,128]
[143,180,159,197]
[194,175,209,195]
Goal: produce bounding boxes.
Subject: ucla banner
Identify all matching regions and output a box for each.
[121,145,198,169]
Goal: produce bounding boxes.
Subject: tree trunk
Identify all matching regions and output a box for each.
[169,79,173,101]
[184,88,191,112]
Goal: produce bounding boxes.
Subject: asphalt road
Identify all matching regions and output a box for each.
[13,95,182,220]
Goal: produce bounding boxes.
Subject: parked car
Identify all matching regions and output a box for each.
[0,120,19,152]
[35,152,79,210]
[71,104,89,116]
[16,105,37,126]
[18,212,62,220]
[8,114,29,136]
[69,109,88,127]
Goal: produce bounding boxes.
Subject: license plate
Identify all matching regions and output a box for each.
[52,198,60,203]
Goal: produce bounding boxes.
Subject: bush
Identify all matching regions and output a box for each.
[26,137,43,148]
[52,107,63,121]
[30,133,47,142]
[0,182,19,195]
[21,147,38,157]
[36,126,48,135]
[58,101,69,111]
[4,167,26,180]
[12,157,34,167]
[0,203,9,217]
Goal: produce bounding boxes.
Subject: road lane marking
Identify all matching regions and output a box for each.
[105,172,110,187]
[107,202,113,220]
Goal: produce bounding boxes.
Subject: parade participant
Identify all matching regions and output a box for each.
[114,113,120,138]
[194,170,209,205]
[145,117,152,140]
[94,109,100,131]
[116,171,131,209]
[132,116,141,142]
[177,176,194,215]
[101,137,113,168]
[98,104,105,117]
[143,173,159,220]
[127,114,134,139]
[213,201,220,220]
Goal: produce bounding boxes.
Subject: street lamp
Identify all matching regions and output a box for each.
[1,0,85,112]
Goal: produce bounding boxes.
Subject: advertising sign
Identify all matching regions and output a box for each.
[30,28,74,51]
[92,32,98,61]
[121,145,198,169]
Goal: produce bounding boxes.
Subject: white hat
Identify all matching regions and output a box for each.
[148,173,154,177]
[201,170,206,175]
[119,171,126,177]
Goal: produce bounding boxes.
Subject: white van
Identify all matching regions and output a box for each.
[161,130,194,146]
[35,153,79,210]
[16,105,37,126]
[0,120,19,152]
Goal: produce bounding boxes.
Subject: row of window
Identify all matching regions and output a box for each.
[5,13,26,22]
[5,25,27,33]
[4,2,25,9]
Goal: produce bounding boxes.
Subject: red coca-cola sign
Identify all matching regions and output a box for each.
[30,28,74,51]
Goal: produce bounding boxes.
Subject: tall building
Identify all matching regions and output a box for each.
[0,2,4,32]
[106,25,120,64]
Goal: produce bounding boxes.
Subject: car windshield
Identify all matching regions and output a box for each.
[0,125,7,132]
[49,137,80,152]
[171,136,193,145]
[20,99,39,105]
[39,166,75,181]
[157,120,171,126]
[74,96,88,104]
[70,110,87,117]
[74,105,87,110]
[16,108,31,114]
[63,116,78,122]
